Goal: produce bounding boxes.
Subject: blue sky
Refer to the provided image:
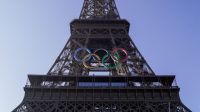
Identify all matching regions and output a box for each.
[0,0,200,111]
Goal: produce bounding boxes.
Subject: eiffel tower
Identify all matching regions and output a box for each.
[13,0,191,112]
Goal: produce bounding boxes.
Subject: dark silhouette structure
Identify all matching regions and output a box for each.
[14,0,191,111]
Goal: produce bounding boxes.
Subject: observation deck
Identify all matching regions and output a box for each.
[24,75,181,102]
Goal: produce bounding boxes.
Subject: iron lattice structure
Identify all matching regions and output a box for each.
[13,0,191,112]
[79,0,120,19]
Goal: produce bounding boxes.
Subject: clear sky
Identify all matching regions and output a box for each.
[0,0,199,112]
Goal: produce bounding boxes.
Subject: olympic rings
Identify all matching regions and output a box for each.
[73,48,128,69]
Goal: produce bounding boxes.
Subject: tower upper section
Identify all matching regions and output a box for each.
[79,0,120,20]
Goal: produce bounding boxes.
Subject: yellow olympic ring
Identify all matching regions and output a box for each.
[82,54,101,69]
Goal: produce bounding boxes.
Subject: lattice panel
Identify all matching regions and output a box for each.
[13,101,191,112]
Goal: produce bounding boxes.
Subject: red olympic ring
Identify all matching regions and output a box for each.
[111,48,128,62]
